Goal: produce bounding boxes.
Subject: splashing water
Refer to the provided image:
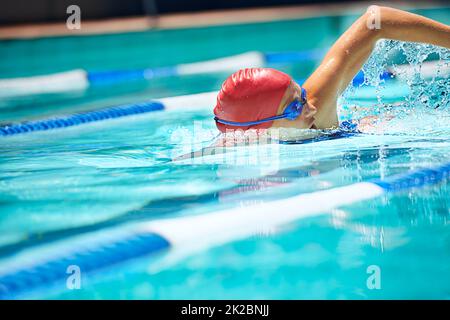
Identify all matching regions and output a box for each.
[399,42,450,111]
[339,40,450,136]
[180,40,450,152]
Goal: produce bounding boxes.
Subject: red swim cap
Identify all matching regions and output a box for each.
[214,68,292,132]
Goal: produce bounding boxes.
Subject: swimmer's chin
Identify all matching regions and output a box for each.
[266,127,321,141]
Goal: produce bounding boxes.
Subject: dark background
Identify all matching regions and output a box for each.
[1,0,368,25]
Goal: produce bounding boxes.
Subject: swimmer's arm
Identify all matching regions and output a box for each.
[304,6,450,128]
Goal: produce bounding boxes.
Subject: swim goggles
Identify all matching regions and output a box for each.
[214,87,307,127]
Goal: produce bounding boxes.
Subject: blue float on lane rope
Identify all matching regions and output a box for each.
[0,101,164,137]
[0,162,449,299]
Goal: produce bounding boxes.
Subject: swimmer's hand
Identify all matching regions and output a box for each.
[304,5,450,129]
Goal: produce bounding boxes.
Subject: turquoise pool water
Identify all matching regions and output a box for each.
[0,9,449,299]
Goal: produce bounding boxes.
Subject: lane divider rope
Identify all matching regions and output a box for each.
[0,162,449,298]
[0,101,164,136]
[0,50,320,94]
[4,50,446,97]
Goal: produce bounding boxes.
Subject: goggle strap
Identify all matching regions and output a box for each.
[214,114,288,127]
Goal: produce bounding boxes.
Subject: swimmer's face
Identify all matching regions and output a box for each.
[271,81,317,130]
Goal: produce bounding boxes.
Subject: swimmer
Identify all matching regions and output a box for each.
[213,6,450,136]
[174,6,450,160]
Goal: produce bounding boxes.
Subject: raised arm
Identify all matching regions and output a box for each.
[304,5,450,128]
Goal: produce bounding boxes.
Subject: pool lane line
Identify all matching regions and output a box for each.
[0,147,412,260]
[144,162,450,248]
[0,51,262,97]
[0,49,446,99]
[0,101,164,136]
[0,50,322,97]
[0,89,225,137]
[0,232,170,299]
[0,161,449,299]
